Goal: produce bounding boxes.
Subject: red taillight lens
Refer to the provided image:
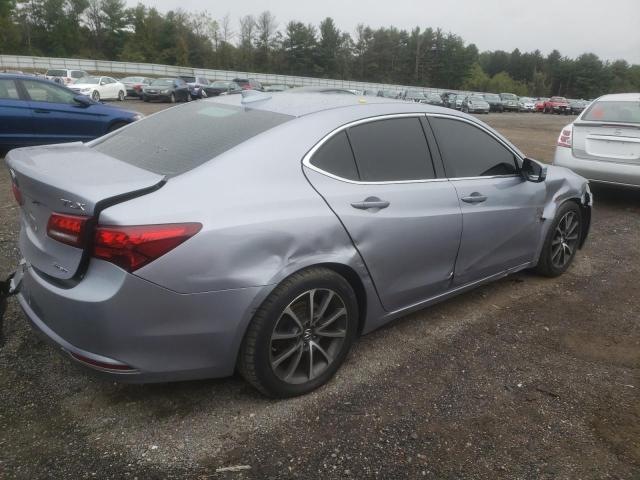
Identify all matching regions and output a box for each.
[11,182,23,206]
[557,125,573,148]
[47,213,90,248]
[93,223,201,272]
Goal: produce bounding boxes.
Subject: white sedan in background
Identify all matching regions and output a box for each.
[69,76,126,102]
[554,93,640,188]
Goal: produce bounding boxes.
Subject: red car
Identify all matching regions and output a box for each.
[543,96,571,115]
[534,98,547,112]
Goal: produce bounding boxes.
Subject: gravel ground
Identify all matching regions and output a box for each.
[0,106,638,479]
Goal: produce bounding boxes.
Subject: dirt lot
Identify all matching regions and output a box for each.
[0,107,638,479]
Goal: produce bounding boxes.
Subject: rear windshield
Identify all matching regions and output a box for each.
[46,69,67,76]
[93,102,293,176]
[582,101,640,124]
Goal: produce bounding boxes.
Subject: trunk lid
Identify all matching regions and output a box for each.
[572,122,640,164]
[6,142,165,280]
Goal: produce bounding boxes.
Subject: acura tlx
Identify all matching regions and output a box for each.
[5,90,591,397]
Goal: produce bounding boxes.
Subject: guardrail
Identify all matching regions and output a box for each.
[0,54,471,97]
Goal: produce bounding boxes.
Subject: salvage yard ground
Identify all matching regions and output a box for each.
[0,107,638,479]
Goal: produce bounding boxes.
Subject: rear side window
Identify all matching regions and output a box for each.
[310,131,359,180]
[0,79,20,100]
[429,117,517,178]
[582,101,640,124]
[347,117,435,181]
[93,102,293,176]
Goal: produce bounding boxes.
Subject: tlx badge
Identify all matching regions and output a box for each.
[60,198,87,212]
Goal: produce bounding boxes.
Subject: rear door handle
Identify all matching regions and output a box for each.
[351,197,390,210]
[461,193,488,204]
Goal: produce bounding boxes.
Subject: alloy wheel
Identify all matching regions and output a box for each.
[270,289,348,384]
[551,211,580,269]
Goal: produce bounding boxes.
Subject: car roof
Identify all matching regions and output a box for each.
[205,90,467,119]
[596,93,640,102]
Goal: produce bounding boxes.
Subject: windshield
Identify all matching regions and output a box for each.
[77,76,100,84]
[212,81,230,87]
[582,101,640,124]
[180,76,196,83]
[469,96,485,102]
[501,93,517,100]
[46,69,67,76]
[150,79,174,86]
[484,94,500,101]
[121,77,143,83]
[551,97,568,102]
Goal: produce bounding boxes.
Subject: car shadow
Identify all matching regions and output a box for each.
[590,184,640,210]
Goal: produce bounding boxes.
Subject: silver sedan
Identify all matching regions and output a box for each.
[6,91,592,397]
[554,93,640,188]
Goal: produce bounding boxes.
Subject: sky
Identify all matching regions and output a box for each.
[129,0,640,64]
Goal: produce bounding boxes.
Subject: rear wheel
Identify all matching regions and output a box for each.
[117,90,125,101]
[536,202,582,277]
[238,267,358,398]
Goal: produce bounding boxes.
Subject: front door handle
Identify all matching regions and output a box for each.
[351,197,390,211]
[461,192,488,204]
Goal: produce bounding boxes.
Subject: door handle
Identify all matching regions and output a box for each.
[461,192,488,204]
[351,197,390,210]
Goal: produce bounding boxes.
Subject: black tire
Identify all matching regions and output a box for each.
[107,121,127,133]
[535,201,582,277]
[169,92,175,103]
[92,90,100,102]
[238,267,359,398]
[143,95,149,102]
[117,90,125,101]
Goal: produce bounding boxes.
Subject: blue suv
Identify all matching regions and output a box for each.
[0,74,142,150]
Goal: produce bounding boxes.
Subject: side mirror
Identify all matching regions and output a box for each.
[73,95,93,107]
[521,158,547,183]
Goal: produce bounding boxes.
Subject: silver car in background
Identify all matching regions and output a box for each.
[554,93,640,188]
[7,92,592,397]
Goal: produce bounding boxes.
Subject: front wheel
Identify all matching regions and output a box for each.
[92,90,100,102]
[536,202,582,277]
[169,93,175,103]
[117,90,125,101]
[238,267,358,398]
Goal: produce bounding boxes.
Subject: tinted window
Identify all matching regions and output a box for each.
[94,102,293,176]
[348,117,435,181]
[430,117,518,177]
[0,79,21,100]
[310,131,358,180]
[21,80,76,104]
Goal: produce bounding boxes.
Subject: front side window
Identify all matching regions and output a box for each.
[429,117,518,178]
[0,79,21,100]
[310,131,359,181]
[21,79,76,105]
[347,117,435,182]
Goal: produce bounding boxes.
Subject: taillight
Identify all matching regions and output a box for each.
[11,182,23,206]
[47,213,90,248]
[93,223,201,272]
[557,124,573,148]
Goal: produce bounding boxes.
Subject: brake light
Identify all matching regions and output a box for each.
[11,181,23,206]
[557,124,573,148]
[93,223,201,272]
[47,213,90,248]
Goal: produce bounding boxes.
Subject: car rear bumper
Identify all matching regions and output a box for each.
[15,259,269,383]
[554,147,640,187]
[143,93,172,101]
